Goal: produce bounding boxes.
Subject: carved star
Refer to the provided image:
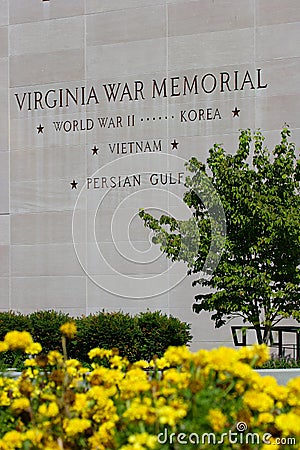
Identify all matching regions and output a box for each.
[171,139,179,150]
[91,145,99,155]
[37,124,44,134]
[232,107,240,117]
[70,180,78,189]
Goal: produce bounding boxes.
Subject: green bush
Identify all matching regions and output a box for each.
[258,357,300,369]
[28,310,71,354]
[0,310,192,368]
[72,311,142,363]
[0,311,31,338]
[135,310,192,361]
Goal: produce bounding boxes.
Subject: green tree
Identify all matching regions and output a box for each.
[139,126,300,344]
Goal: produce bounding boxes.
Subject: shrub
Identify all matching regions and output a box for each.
[72,311,142,363]
[0,310,192,368]
[135,310,192,361]
[259,357,300,369]
[28,310,70,354]
[0,311,31,338]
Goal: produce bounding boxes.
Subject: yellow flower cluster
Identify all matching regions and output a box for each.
[207,408,227,432]
[59,321,77,339]
[0,327,299,450]
[0,330,42,355]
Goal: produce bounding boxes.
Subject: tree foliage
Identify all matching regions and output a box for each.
[139,126,300,343]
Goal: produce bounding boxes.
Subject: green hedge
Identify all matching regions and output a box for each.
[0,310,192,369]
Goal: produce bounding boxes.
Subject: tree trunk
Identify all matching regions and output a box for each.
[254,326,263,344]
[255,325,272,345]
[262,326,272,345]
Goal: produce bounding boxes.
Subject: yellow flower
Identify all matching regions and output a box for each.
[164,346,191,366]
[207,408,227,432]
[24,429,43,446]
[253,374,277,390]
[119,368,150,398]
[244,391,274,412]
[256,412,274,425]
[157,399,188,427]
[47,350,64,365]
[88,366,122,389]
[88,436,106,450]
[275,412,300,435]
[261,437,280,450]
[229,361,254,381]
[48,401,60,417]
[4,330,33,351]
[192,348,210,366]
[43,440,64,450]
[23,367,39,379]
[25,342,42,355]
[132,360,150,370]
[66,358,82,377]
[238,344,269,366]
[93,390,118,413]
[287,394,300,407]
[38,401,59,417]
[235,380,246,394]
[128,433,157,449]
[2,431,24,448]
[149,356,170,370]
[66,358,81,368]
[63,418,91,436]
[268,384,288,402]
[0,391,11,406]
[161,368,190,389]
[88,347,113,359]
[123,397,156,424]
[40,392,57,402]
[0,341,9,352]
[24,358,38,367]
[110,354,127,369]
[10,397,30,412]
[196,346,239,373]
[72,393,90,413]
[60,321,77,339]
[287,377,300,395]
[95,421,116,443]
